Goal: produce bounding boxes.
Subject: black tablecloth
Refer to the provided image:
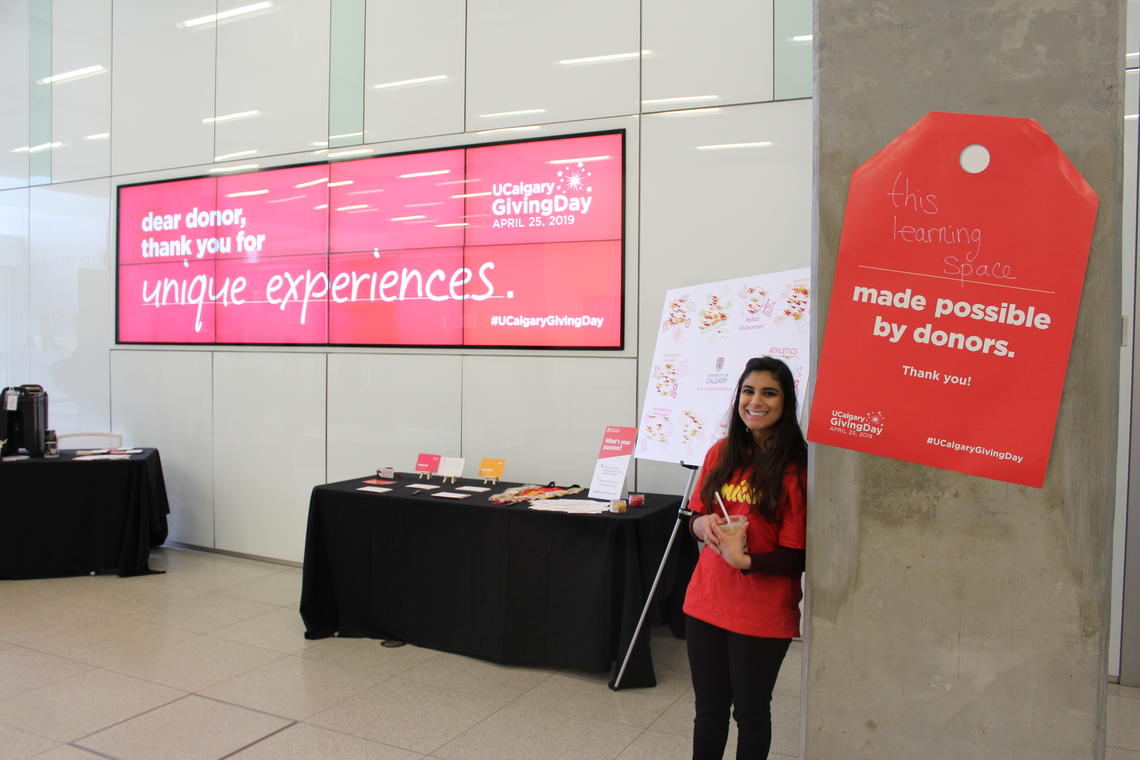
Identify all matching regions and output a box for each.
[300,475,697,688]
[0,449,169,579]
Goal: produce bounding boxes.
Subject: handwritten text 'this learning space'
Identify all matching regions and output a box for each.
[885,171,1017,287]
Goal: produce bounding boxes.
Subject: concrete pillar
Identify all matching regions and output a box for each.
[807,2,1122,758]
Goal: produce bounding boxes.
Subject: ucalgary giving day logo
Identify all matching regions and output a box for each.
[828,409,885,439]
[490,161,595,226]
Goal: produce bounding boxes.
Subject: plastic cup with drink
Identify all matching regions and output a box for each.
[711,493,748,552]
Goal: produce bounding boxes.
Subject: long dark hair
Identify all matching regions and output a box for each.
[699,356,807,522]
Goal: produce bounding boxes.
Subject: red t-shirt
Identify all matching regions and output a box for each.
[682,438,806,638]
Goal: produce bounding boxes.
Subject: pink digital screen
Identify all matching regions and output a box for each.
[117,131,624,348]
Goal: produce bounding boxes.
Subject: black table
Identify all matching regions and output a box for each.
[300,475,697,688]
[0,449,169,579]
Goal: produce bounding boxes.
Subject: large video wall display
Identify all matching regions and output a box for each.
[117,131,625,348]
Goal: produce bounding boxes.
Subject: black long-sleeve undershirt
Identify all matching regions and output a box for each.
[743,545,804,575]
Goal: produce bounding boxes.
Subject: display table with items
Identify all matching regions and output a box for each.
[0,449,170,579]
[300,473,698,689]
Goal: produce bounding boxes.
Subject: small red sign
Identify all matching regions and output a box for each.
[597,426,637,459]
[808,112,1098,487]
[414,453,441,474]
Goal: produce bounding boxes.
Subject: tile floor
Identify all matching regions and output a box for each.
[0,546,1135,760]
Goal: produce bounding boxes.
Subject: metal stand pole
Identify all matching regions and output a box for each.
[609,462,699,690]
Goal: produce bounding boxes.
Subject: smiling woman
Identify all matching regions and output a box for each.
[737,369,785,440]
[682,356,808,760]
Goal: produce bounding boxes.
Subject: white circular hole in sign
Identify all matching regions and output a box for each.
[959,144,990,174]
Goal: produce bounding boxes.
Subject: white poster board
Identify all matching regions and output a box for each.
[635,269,811,465]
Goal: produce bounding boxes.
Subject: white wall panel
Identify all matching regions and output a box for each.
[642,0,774,112]
[213,352,326,562]
[611,116,641,358]
[1128,0,1139,68]
[364,0,465,142]
[773,0,812,100]
[462,355,637,488]
[635,100,812,494]
[0,0,30,189]
[28,179,113,434]
[50,0,111,182]
[326,353,462,482]
[466,0,639,129]
[1112,68,1139,679]
[214,0,330,161]
[637,100,812,320]
[110,349,214,547]
[111,0,215,175]
[0,187,30,387]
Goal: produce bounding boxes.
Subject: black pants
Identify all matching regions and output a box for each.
[685,615,791,760]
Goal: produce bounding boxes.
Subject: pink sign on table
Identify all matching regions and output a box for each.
[588,425,638,502]
[597,426,637,458]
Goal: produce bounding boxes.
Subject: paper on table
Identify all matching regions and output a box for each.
[406,483,439,490]
[431,491,471,499]
[456,485,491,493]
[437,456,465,478]
[356,486,392,494]
[527,498,612,514]
[73,454,132,461]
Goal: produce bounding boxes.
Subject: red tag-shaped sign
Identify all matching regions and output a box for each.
[808,112,1098,487]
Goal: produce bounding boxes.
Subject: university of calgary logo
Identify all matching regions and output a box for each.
[704,355,731,387]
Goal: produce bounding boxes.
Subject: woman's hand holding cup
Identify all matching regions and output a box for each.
[700,514,724,553]
[710,515,750,569]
